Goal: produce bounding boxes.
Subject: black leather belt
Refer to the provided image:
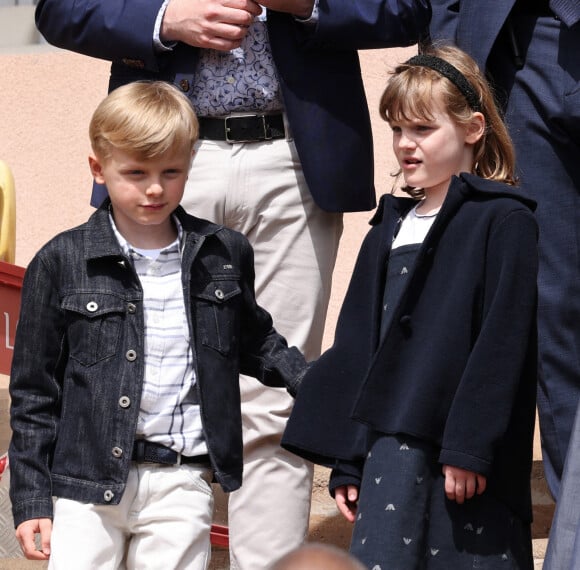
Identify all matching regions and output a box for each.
[132,439,210,466]
[198,113,286,143]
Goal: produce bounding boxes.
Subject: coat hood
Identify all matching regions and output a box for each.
[370,173,537,226]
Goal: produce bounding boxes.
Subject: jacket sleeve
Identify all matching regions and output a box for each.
[439,208,538,476]
[35,0,166,71]
[281,224,384,466]
[9,253,65,527]
[428,0,460,44]
[235,237,307,397]
[311,0,431,50]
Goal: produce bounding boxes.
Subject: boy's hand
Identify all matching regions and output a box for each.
[334,484,359,523]
[16,518,52,560]
[442,465,487,504]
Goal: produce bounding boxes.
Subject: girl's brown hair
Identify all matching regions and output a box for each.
[379,44,516,197]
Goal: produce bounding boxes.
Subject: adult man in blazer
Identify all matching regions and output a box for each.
[35,1,431,567]
[430,0,580,502]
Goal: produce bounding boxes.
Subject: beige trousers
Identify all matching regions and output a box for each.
[183,135,343,569]
[49,464,214,569]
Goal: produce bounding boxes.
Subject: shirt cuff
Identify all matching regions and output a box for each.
[294,0,319,24]
[154,0,177,52]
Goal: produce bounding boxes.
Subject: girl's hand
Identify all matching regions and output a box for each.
[334,484,359,523]
[442,465,487,504]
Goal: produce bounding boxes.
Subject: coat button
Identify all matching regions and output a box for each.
[399,315,412,327]
[112,447,123,458]
[86,301,98,312]
[103,490,114,502]
[125,350,137,362]
[215,289,224,300]
[179,79,190,92]
[119,396,131,408]
[127,303,136,314]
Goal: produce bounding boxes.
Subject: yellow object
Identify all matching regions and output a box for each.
[0,160,16,264]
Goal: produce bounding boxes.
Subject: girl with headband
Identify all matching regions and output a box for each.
[282,45,538,569]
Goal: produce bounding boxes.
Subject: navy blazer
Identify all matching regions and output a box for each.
[283,174,539,521]
[35,0,431,213]
[429,0,516,70]
[430,0,580,70]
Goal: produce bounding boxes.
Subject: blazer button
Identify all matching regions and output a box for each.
[112,446,123,458]
[125,349,137,362]
[127,303,136,314]
[399,315,412,327]
[86,301,98,312]
[215,289,225,300]
[119,396,131,408]
[179,79,190,92]
[103,490,114,502]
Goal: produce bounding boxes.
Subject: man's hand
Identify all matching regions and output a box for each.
[161,0,262,51]
[334,484,359,523]
[442,465,487,504]
[259,0,315,19]
[16,518,52,560]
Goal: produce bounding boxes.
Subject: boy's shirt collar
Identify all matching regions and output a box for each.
[108,209,184,258]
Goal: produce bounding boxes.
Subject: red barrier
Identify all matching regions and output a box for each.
[0,260,229,547]
[0,260,25,376]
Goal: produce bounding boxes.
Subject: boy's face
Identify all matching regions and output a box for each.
[89,146,192,245]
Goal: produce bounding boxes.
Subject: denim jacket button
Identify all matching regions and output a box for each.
[103,490,114,502]
[119,396,131,408]
[215,289,225,300]
[127,303,137,314]
[86,301,98,312]
[125,350,137,362]
[111,446,123,458]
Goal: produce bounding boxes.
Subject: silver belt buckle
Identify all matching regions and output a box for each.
[225,114,270,143]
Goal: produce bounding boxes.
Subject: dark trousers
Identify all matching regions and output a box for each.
[489,13,580,499]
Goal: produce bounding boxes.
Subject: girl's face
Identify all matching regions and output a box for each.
[390,95,481,198]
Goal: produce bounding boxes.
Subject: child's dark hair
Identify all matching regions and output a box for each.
[380,44,517,197]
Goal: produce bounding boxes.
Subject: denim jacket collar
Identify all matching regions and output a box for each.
[82,200,223,263]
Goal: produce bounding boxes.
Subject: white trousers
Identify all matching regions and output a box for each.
[48,464,214,570]
[184,136,343,569]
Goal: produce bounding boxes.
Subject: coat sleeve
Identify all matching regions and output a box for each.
[35,0,166,71]
[439,208,538,476]
[311,0,431,50]
[281,225,384,466]
[234,236,307,397]
[9,253,65,527]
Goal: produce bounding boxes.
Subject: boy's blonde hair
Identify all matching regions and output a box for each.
[89,81,199,161]
[379,44,516,197]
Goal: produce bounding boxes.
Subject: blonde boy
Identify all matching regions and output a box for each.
[9,81,305,569]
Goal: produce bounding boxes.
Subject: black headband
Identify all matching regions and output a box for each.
[404,54,482,113]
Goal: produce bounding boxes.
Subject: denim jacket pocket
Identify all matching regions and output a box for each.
[61,292,126,366]
[193,279,242,355]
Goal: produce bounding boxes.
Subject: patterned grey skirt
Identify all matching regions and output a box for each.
[349,434,533,570]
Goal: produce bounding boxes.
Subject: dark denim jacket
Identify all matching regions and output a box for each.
[9,203,306,527]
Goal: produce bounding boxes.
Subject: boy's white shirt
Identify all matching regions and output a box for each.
[110,213,207,457]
